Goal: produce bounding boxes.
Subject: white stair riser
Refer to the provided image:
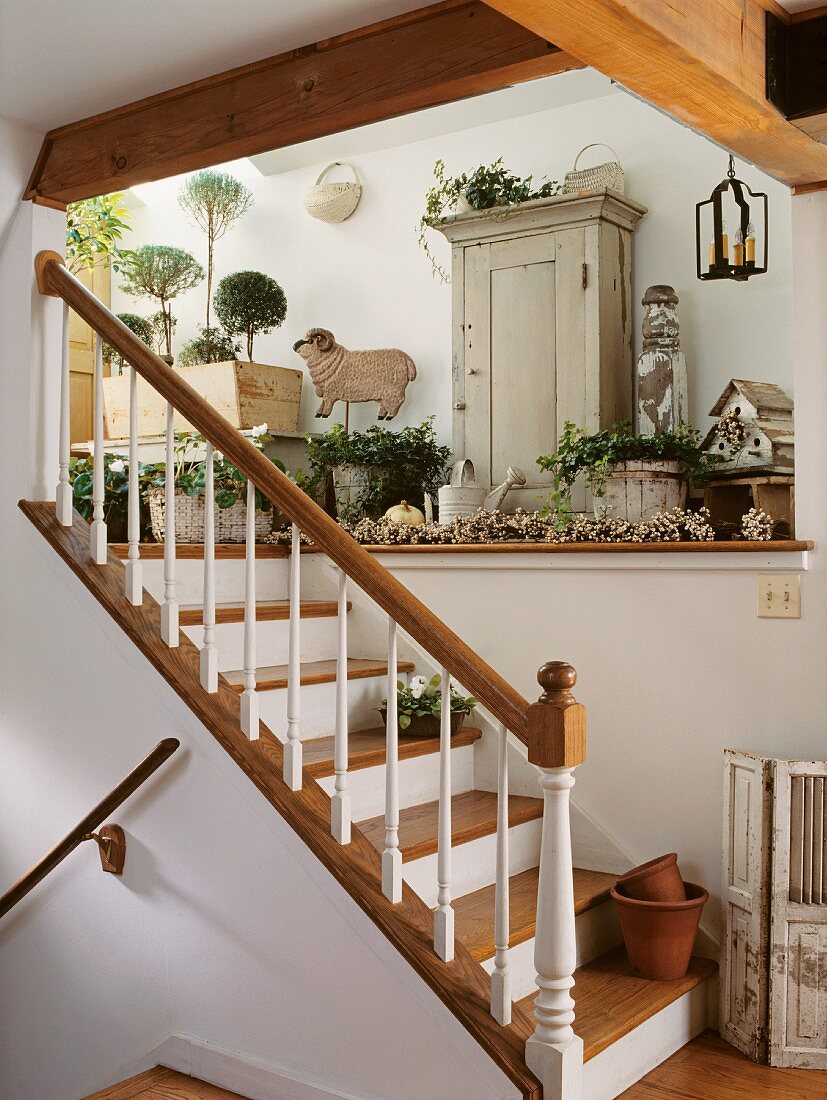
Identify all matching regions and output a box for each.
[583,977,716,1100]
[183,615,340,671]
[480,899,622,1001]
[256,671,408,740]
[141,557,289,606]
[323,744,476,820]
[404,817,542,909]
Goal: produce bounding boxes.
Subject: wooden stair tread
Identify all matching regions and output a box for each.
[359,790,543,862]
[515,946,717,1063]
[180,599,346,625]
[224,657,414,693]
[82,1065,246,1098]
[304,725,483,778]
[455,866,618,961]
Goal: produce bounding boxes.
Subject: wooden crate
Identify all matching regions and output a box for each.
[103,361,303,439]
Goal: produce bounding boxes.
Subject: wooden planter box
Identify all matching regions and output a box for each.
[377,708,467,738]
[103,361,303,439]
[596,460,686,522]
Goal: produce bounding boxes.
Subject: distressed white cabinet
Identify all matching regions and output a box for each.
[722,750,827,1068]
[437,190,647,510]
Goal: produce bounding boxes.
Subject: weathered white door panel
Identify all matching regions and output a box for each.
[770,759,827,1068]
[721,749,772,1062]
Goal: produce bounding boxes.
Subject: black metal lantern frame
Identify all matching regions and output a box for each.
[696,156,768,282]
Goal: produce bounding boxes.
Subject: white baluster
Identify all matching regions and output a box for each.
[382,617,402,903]
[434,666,454,962]
[331,567,350,844]
[89,333,107,563]
[160,401,179,646]
[124,365,142,604]
[240,477,259,739]
[56,301,72,525]
[283,523,302,790]
[199,441,218,692]
[525,662,585,1100]
[491,721,512,1025]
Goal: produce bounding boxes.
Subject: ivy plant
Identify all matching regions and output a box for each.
[304,417,452,521]
[418,158,560,281]
[537,421,723,524]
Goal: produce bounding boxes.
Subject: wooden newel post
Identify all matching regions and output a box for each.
[525,661,586,1100]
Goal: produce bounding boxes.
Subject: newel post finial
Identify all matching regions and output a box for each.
[527,661,586,770]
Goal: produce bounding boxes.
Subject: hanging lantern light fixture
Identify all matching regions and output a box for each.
[696,155,768,282]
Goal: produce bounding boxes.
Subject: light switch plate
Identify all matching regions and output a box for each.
[757,574,801,618]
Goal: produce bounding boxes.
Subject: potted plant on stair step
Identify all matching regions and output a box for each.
[379,674,476,737]
[537,420,722,524]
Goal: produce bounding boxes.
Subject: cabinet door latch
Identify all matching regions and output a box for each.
[453,401,466,411]
[582,262,588,290]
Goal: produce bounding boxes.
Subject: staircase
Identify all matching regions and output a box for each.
[26,252,717,1100]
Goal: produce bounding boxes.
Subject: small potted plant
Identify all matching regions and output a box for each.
[304,417,451,522]
[379,674,476,737]
[179,326,241,367]
[69,452,133,542]
[418,158,559,281]
[537,421,722,524]
[142,426,287,543]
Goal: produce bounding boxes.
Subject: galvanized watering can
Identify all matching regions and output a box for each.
[436,460,525,524]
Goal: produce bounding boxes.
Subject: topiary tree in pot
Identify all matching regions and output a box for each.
[213,270,287,361]
[103,312,153,374]
[119,245,204,359]
[179,170,253,329]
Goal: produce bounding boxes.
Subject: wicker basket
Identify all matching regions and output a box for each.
[563,144,624,194]
[147,489,274,544]
[304,162,362,223]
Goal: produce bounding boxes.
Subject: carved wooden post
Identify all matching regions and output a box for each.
[525,661,586,1100]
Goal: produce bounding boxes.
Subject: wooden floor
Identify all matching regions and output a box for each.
[83,1066,245,1099]
[621,1030,827,1098]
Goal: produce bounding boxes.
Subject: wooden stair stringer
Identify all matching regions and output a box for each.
[19,501,541,1100]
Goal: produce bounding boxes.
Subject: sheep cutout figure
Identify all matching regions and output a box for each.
[293,328,416,420]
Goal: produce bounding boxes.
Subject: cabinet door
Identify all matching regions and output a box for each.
[465,235,556,495]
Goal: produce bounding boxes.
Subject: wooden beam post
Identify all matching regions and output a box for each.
[24,0,581,205]
[482,0,827,190]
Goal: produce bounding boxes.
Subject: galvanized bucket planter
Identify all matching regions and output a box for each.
[596,460,686,522]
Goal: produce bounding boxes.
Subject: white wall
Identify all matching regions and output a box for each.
[0,116,41,254]
[113,78,794,451]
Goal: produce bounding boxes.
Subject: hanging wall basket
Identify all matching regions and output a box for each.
[563,144,624,194]
[304,162,362,223]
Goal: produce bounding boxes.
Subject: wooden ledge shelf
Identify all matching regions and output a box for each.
[111,539,813,560]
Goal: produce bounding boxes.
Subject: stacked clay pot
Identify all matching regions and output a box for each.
[611,853,708,981]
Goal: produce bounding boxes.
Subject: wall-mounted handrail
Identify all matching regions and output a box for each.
[34,251,531,742]
[0,738,179,918]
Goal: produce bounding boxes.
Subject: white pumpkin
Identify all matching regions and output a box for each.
[384,500,425,526]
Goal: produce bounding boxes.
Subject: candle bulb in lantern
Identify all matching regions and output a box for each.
[746,221,756,265]
[733,228,744,267]
[721,219,729,263]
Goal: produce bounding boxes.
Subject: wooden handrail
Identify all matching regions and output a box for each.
[0,737,179,918]
[35,252,531,741]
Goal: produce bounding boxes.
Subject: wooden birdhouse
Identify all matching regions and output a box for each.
[703,379,794,474]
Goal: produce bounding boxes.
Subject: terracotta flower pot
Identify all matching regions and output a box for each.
[612,880,708,981]
[617,853,685,903]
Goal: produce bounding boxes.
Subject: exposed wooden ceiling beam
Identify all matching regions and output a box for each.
[24,0,581,205]
[481,0,827,190]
